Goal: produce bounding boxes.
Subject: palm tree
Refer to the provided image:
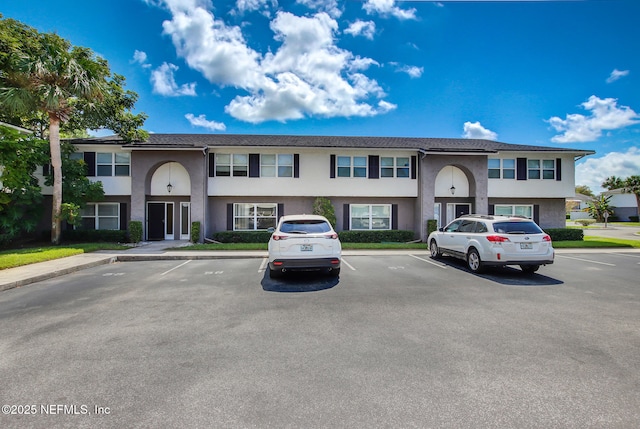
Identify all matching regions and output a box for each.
[0,32,107,244]
[623,176,640,218]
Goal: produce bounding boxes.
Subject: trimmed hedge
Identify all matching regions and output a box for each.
[338,230,416,243]
[545,228,583,242]
[191,221,201,243]
[212,231,273,243]
[630,216,639,222]
[61,229,128,243]
[129,221,143,244]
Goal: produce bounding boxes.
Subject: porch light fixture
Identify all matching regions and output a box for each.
[167,183,173,193]
[450,166,456,195]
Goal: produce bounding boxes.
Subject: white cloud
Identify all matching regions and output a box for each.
[548,96,640,143]
[132,50,150,68]
[606,69,630,84]
[575,147,640,194]
[391,63,423,78]
[462,121,498,140]
[345,20,376,40]
[151,62,197,96]
[363,0,417,20]
[296,0,341,18]
[185,113,226,131]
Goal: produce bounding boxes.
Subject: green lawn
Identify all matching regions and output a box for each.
[0,243,129,270]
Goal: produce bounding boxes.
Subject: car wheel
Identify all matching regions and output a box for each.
[520,265,540,274]
[467,248,484,273]
[330,268,340,277]
[430,240,442,258]
[269,267,283,279]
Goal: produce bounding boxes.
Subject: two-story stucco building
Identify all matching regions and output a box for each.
[41,134,594,241]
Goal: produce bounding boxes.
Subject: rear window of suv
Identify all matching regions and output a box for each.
[280,220,332,234]
[493,221,543,234]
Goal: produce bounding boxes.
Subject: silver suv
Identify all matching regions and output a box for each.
[427,215,554,274]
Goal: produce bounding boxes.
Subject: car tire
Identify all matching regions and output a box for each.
[520,265,540,274]
[467,248,484,273]
[330,268,340,277]
[269,267,283,279]
[430,240,442,258]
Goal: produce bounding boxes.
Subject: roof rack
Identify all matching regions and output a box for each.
[459,214,494,220]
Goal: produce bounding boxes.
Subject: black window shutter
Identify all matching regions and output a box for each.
[43,164,51,176]
[411,156,417,179]
[488,204,495,215]
[293,154,300,178]
[249,154,260,177]
[277,203,284,220]
[227,204,234,230]
[368,155,379,179]
[330,155,336,178]
[516,158,527,181]
[533,205,540,224]
[84,152,96,176]
[556,158,562,181]
[392,204,398,229]
[209,153,215,177]
[343,204,350,230]
[120,203,127,230]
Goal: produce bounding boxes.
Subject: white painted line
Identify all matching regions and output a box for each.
[608,253,640,259]
[160,260,192,276]
[409,254,448,269]
[341,258,356,271]
[259,258,268,272]
[556,255,616,266]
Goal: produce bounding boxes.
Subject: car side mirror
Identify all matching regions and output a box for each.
[438,227,444,232]
[267,227,275,233]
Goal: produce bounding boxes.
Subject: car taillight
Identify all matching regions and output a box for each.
[272,234,288,241]
[486,235,510,243]
[543,234,551,242]
[325,233,339,239]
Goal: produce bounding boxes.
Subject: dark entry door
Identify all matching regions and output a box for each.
[455,204,470,218]
[148,203,165,240]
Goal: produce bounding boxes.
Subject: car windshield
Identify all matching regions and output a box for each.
[493,221,543,234]
[280,220,331,234]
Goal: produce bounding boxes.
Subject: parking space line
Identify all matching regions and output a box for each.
[408,254,448,268]
[556,255,616,266]
[160,260,192,276]
[341,258,356,271]
[258,258,268,272]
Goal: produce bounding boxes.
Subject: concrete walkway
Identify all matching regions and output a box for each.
[2,225,639,292]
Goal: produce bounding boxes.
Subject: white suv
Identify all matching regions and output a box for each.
[427,215,554,274]
[268,214,342,278]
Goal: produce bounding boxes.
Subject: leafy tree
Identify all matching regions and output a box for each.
[575,185,594,197]
[0,16,147,244]
[601,176,625,191]
[312,197,337,228]
[622,175,640,216]
[586,195,615,222]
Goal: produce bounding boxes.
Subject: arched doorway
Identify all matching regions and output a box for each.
[147,162,191,240]
[434,165,471,226]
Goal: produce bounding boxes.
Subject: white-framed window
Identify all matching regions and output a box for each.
[337,156,367,178]
[216,154,248,177]
[528,159,555,180]
[96,152,130,177]
[380,157,410,178]
[350,204,391,230]
[261,154,293,177]
[494,205,533,219]
[488,158,515,179]
[234,203,277,230]
[80,203,120,230]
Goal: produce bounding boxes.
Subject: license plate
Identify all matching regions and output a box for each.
[520,243,533,250]
[300,244,313,252]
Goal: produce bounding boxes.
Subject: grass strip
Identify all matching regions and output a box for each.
[0,243,129,270]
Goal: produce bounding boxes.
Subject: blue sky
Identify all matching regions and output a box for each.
[2,0,639,193]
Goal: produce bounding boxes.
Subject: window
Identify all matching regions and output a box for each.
[96,152,130,177]
[381,157,410,178]
[351,204,391,230]
[488,158,515,179]
[337,156,367,178]
[261,154,293,177]
[495,205,533,219]
[528,159,555,180]
[234,203,277,230]
[80,203,120,230]
[216,154,248,177]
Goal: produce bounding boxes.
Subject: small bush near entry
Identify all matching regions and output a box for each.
[576,219,596,227]
[338,230,416,243]
[426,219,438,238]
[191,221,201,243]
[129,221,143,244]
[545,228,583,241]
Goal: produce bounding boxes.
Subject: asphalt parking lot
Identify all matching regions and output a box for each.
[1,252,639,428]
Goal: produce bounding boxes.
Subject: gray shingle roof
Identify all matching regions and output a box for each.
[67,133,595,155]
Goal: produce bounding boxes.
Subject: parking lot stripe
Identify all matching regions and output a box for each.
[408,254,448,268]
[160,260,192,276]
[259,258,268,272]
[556,255,616,266]
[341,258,356,271]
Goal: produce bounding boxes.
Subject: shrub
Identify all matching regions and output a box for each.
[426,219,438,238]
[576,219,596,227]
[212,231,272,243]
[545,228,583,241]
[191,221,201,243]
[338,230,416,243]
[630,216,639,222]
[312,197,337,228]
[61,229,128,243]
[129,221,143,244]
